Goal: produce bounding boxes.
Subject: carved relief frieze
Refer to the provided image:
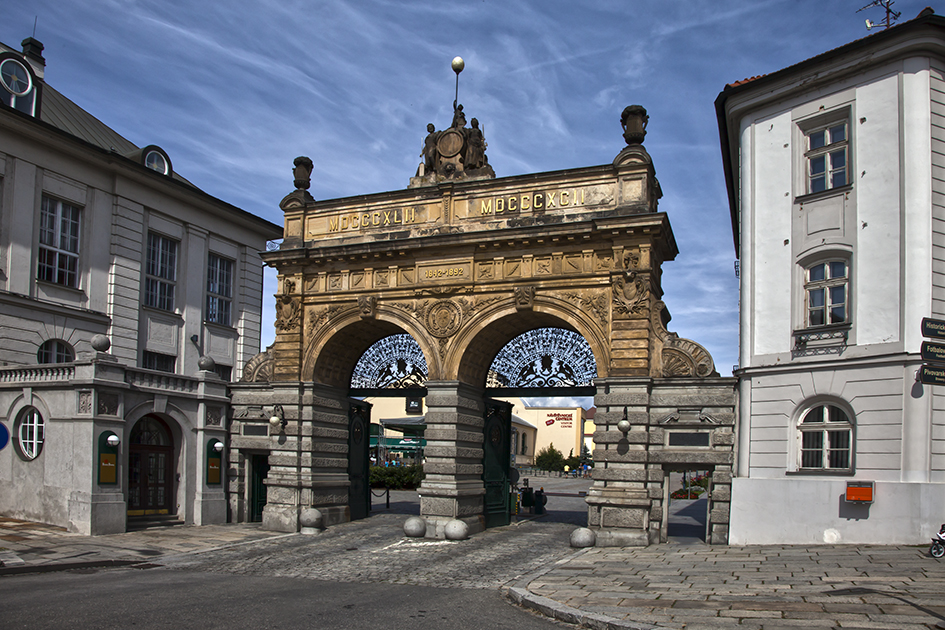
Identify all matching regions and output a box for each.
[98,393,120,416]
[207,406,223,426]
[624,250,641,270]
[240,347,274,382]
[304,276,319,293]
[276,295,302,332]
[78,391,92,415]
[535,257,551,275]
[563,254,583,273]
[505,259,521,277]
[562,290,608,326]
[420,299,463,338]
[307,304,353,336]
[350,272,365,289]
[477,261,494,280]
[328,274,342,290]
[400,268,416,285]
[612,271,649,316]
[375,270,390,287]
[358,295,377,319]
[596,254,613,270]
[652,299,717,378]
[514,285,536,310]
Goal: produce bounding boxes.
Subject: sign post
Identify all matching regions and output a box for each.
[920,318,945,385]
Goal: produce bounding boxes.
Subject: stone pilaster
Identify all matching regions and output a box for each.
[418,381,486,538]
[586,377,656,546]
[261,383,305,532]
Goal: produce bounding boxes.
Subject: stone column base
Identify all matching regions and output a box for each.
[262,504,299,532]
[421,515,485,539]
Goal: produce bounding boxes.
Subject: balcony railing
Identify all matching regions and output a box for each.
[0,364,75,384]
[125,368,198,393]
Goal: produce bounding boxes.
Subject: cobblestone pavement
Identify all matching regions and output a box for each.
[5,487,945,630]
[522,543,945,630]
[159,514,579,590]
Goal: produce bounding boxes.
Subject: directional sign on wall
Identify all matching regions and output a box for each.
[921,340,945,363]
[921,317,945,340]
[918,365,945,386]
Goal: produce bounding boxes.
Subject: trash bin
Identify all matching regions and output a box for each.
[534,488,546,515]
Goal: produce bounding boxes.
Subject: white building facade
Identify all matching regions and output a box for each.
[0,37,280,534]
[717,9,945,545]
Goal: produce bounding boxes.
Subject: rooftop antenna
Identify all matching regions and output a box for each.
[858,0,901,30]
[451,56,464,112]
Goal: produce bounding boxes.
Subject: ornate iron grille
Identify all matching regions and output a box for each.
[487,328,596,388]
[350,334,428,389]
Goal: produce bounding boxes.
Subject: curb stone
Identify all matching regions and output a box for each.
[507,587,658,630]
[502,546,660,630]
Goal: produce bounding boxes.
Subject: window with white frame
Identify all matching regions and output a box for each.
[0,57,37,116]
[145,232,178,311]
[206,253,233,326]
[805,121,848,194]
[38,196,81,288]
[798,404,852,471]
[805,260,848,328]
[37,339,74,364]
[15,407,45,460]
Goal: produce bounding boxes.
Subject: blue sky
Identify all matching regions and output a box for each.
[3,0,933,391]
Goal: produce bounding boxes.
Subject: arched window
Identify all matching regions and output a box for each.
[37,339,74,364]
[798,404,853,471]
[15,407,45,460]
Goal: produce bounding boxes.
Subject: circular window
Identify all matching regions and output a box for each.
[145,151,169,175]
[15,407,45,460]
[0,59,31,96]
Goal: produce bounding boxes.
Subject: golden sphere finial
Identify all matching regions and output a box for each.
[451,56,465,74]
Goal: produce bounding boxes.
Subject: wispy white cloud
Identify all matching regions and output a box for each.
[4,0,928,372]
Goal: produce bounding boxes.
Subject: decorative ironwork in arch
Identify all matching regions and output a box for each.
[350,334,428,389]
[487,328,597,388]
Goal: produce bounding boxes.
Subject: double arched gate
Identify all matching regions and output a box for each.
[229,114,735,544]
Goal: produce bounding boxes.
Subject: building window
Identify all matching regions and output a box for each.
[15,407,45,460]
[521,433,528,456]
[143,351,176,373]
[0,57,36,116]
[145,232,178,311]
[206,253,233,326]
[38,197,81,288]
[805,261,848,327]
[145,151,169,175]
[798,404,852,471]
[37,340,74,364]
[806,122,848,194]
[214,364,232,381]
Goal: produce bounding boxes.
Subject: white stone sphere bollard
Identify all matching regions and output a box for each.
[403,516,427,538]
[444,519,469,541]
[299,508,324,534]
[570,527,596,548]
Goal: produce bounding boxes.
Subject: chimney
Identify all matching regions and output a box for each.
[20,37,45,80]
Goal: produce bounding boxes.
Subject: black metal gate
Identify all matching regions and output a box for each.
[348,401,371,521]
[482,399,512,528]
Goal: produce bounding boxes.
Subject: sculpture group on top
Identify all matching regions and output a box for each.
[411,102,496,187]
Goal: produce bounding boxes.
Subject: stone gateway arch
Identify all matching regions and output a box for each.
[230,106,736,545]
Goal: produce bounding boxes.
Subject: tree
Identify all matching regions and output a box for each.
[535,443,566,471]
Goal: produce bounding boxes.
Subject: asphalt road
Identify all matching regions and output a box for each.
[0,567,567,629]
